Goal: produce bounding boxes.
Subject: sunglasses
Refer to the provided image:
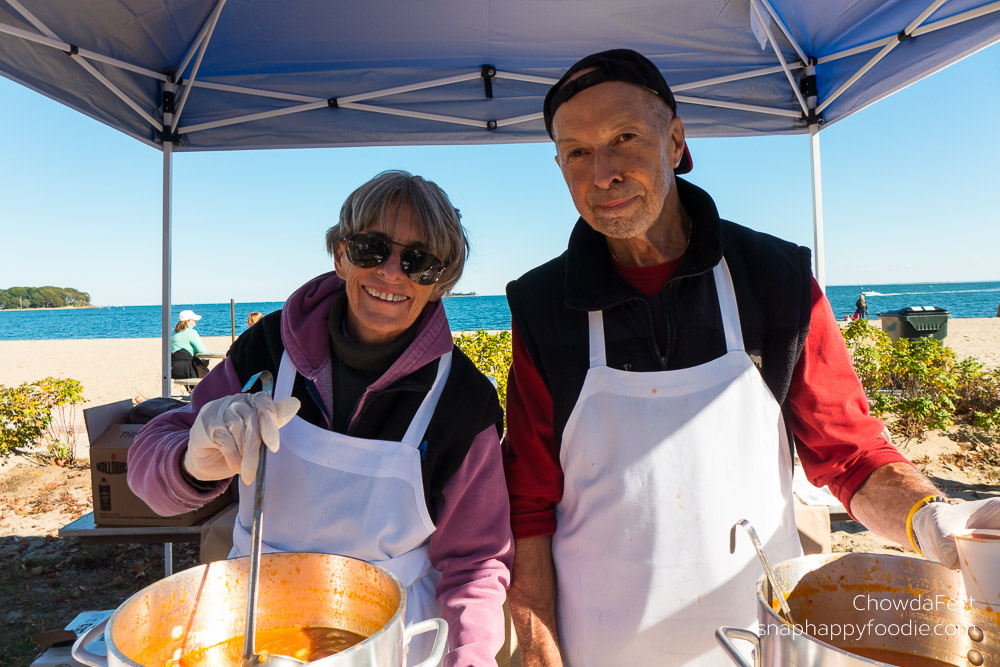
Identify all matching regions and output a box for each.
[341,233,447,286]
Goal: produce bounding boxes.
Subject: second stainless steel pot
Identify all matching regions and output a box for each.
[718,552,1000,666]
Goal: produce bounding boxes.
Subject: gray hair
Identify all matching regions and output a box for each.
[326,170,469,294]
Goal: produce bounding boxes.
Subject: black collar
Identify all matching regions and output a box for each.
[563,178,724,311]
[327,293,418,373]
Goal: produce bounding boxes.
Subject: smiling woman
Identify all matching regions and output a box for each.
[327,172,467,345]
[126,169,512,666]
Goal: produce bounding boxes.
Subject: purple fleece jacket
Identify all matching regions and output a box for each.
[128,272,513,667]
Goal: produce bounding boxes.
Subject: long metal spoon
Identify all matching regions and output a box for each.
[729,519,796,626]
[239,371,306,667]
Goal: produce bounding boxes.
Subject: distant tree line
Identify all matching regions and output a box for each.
[0,286,92,309]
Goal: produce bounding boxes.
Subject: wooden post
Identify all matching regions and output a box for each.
[231,299,236,342]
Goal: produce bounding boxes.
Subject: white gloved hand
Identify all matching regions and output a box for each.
[184,392,300,485]
[912,497,1000,569]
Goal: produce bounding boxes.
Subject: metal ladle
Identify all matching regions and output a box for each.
[729,519,796,627]
[240,371,307,667]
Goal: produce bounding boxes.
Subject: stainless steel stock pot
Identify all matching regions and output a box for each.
[72,552,446,667]
[717,552,1000,666]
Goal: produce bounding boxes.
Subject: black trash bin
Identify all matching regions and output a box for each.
[878,306,949,343]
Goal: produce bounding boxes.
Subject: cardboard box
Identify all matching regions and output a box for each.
[84,401,231,526]
[31,610,112,667]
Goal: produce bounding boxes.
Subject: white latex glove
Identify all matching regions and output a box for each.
[912,498,1000,569]
[184,392,300,485]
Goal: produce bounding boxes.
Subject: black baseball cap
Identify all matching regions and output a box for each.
[543,48,693,174]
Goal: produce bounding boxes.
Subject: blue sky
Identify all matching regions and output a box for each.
[1,43,998,305]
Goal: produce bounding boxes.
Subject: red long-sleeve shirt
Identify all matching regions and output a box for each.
[503,265,911,539]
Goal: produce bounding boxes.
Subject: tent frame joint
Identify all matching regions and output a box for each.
[158,128,184,145]
[897,28,915,42]
[327,97,339,108]
[64,43,78,57]
[486,119,498,130]
[803,110,825,127]
[481,64,496,98]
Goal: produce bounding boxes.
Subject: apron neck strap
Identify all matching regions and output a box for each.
[587,311,607,368]
[713,258,744,352]
[275,351,296,400]
[401,350,452,446]
[587,257,744,364]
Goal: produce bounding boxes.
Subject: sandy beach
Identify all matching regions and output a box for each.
[0,335,236,408]
[1,319,998,452]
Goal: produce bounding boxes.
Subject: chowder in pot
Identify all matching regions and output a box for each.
[72,552,446,667]
[718,552,1000,667]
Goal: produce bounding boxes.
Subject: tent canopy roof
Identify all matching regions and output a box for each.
[2,0,998,152]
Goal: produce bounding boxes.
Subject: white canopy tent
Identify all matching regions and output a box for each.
[2,0,998,396]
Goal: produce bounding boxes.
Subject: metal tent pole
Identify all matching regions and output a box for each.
[799,56,827,292]
[809,123,826,292]
[161,83,176,398]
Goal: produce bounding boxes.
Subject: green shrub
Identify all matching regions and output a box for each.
[841,319,895,397]
[841,320,1000,439]
[953,358,1000,417]
[883,337,957,438]
[0,378,84,458]
[453,330,513,415]
[973,408,1000,432]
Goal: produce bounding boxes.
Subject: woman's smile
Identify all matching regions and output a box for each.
[363,286,410,303]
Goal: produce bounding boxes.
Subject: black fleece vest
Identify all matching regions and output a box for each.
[228,311,503,520]
[507,179,813,451]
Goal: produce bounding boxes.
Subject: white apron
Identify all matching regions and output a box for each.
[552,259,802,666]
[232,349,452,663]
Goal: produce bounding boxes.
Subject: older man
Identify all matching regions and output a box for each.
[503,49,1000,666]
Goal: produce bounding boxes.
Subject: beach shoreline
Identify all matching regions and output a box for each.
[0,305,95,312]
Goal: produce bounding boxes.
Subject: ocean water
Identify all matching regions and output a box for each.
[1,283,997,342]
[824,282,1000,321]
[0,296,514,341]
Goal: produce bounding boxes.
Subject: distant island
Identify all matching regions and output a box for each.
[446,291,478,298]
[0,286,92,310]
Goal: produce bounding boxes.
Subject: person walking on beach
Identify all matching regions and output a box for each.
[170,309,209,379]
[502,48,1000,666]
[855,292,868,320]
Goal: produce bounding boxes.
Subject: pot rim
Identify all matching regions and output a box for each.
[105,552,408,667]
[953,528,1000,542]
